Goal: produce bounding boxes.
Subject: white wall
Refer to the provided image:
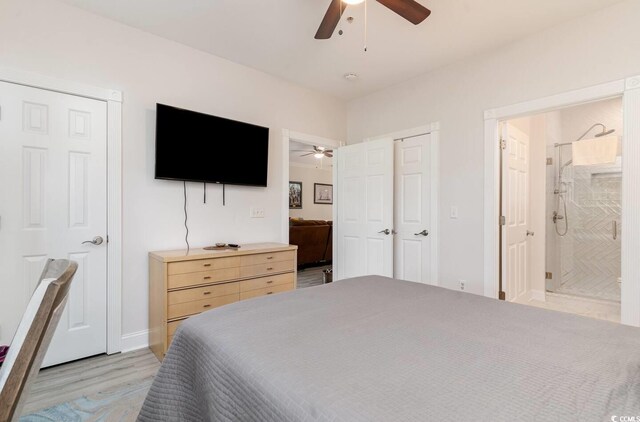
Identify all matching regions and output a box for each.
[0,0,346,346]
[347,0,640,295]
[529,115,547,297]
[289,164,333,221]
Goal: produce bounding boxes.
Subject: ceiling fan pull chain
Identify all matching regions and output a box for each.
[364,0,368,52]
[339,0,344,36]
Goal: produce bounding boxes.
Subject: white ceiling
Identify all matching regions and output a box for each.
[59,0,625,99]
[290,140,333,168]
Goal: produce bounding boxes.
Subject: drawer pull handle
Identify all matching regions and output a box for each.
[267,292,273,295]
[203,264,211,267]
[203,304,211,308]
[267,256,274,260]
[267,267,273,271]
[203,291,211,295]
[203,276,211,280]
[266,280,273,284]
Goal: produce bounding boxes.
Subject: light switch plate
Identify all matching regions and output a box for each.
[450,206,459,219]
[250,207,265,218]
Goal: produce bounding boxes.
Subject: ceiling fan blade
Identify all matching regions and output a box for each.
[325,152,334,158]
[315,0,345,40]
[300,152,315,157]
[375,0,431,25]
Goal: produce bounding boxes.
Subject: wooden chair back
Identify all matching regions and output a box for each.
[0,259,77,421]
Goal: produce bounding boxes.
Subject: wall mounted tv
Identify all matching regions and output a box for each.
[155,104,269,187]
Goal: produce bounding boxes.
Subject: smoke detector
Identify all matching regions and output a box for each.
[344,73,358,81]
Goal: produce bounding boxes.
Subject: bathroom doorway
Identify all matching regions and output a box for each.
[500,97,623,322]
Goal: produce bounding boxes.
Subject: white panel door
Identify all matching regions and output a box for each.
[0,81,107,367]
[394,134,432,284]
[502,123,530,302]
[335,138,394,280]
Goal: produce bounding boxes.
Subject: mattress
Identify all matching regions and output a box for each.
[138,276,640,421]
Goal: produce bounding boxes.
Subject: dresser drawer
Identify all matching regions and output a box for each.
[240,250,296,267]
[168,282,239,305]
[168,293,239,320]
[239,272,294,292]
[239,260,294,278]
[168,256,240,275]
[240,282,294,300]
[168,267,240,290]
[167,319,184,337]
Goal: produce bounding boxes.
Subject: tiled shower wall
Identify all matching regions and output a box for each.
[554,164,621,301]
[545,97,623,302]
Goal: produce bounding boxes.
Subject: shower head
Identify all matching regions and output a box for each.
[554,124,617,148]
[557,124,616,182]
[573,123,614,143]
[595,128,616,137]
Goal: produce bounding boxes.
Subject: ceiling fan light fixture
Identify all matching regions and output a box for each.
[344,72,358,81]
[315,0,431,40]
[314,153,325,159]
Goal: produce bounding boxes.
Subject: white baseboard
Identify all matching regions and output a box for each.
[120,329,149,353]
[529,289,546,302]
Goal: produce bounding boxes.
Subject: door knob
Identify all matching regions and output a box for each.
[378,229,391,235]
[526,231,535,237]
[414,230,429,237]
[82,236,104,246]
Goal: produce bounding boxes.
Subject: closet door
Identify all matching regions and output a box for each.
[0,81,108,367]
[335,139,394,280]
[394,134,433,284]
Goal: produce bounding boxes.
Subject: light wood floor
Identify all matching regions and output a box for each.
[297,264,331,289]
[21,348,160,419]
[20,271,328,420]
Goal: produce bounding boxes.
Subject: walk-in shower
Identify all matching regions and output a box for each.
[552,123,616,237]
[547,114,622,302]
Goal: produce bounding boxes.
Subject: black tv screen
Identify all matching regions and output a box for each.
[155,104,269,187]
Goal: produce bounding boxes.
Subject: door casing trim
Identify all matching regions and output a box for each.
[484,75,640,327]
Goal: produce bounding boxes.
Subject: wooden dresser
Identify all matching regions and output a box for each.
[148,243,297,360]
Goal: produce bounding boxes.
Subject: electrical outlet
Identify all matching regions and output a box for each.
[459,280,466,291]
[250,207,265,218]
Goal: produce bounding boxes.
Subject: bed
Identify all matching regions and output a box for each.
[138,276,640,421]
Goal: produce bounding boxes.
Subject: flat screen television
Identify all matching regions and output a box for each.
[155,104,269,187]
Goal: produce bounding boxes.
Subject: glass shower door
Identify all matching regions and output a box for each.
[550,159,622,302]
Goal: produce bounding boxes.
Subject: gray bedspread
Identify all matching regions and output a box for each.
[138,276,640,421]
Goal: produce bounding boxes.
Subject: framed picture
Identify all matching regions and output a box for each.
[289,181,302,209]
[314,183,333,205]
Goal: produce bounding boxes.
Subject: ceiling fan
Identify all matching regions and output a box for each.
[292,146,334,158]
[315,0,431,40]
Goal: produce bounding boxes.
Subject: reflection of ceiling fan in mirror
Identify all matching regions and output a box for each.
[292,146,334,159]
